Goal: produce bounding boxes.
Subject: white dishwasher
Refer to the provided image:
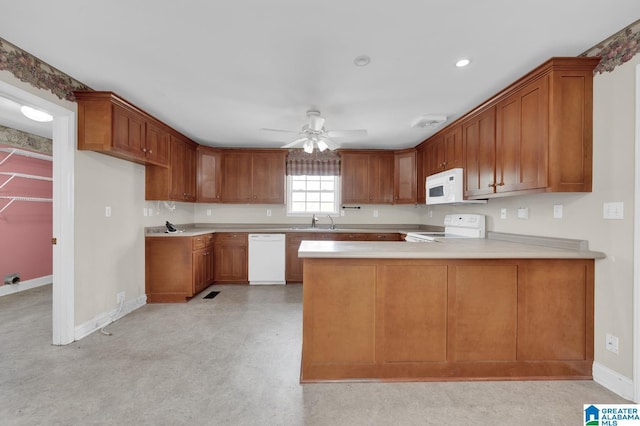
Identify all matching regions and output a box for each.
[248,234,286,285]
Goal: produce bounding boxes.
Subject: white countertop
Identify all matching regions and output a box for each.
[298,237,606,260]
[145,224,431,237]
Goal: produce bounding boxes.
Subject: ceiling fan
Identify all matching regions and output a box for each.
[261,110,367,153]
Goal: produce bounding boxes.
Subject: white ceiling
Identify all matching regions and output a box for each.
[1,1,639,150]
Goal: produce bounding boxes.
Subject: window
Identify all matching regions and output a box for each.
[287,175,340,215]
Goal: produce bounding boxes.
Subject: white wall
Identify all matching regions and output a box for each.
[192,203,423,225]
[424,55,640,379]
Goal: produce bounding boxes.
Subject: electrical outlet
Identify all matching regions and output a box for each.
[143,207,148,217]
[428,209,433,218]
[373,210,379,218]
[116,291,125,304]
[105,206,112,217]
[340,210,345,217]
[517,207,529,220]
[606,333,619,354]
[266,209,272,217]
[500,208,507,219]
[553,204,563,219]
[206,209,212,216]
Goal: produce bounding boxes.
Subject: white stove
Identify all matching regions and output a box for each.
[405,214,486,242]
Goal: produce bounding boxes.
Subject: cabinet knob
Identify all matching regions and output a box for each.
[488,183,497,188]
[148,150,153,154]
[141,148,147,152]
[497,182,505,186]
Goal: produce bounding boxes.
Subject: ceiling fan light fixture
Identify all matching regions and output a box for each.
[317,140,329,152]
[411,114,448,129]
[303,140,314,153]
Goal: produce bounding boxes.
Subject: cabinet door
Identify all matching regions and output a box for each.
[425,136,442,177]
[443,125,463,170]
[221,152,253,203]
[463,107,496,197]
[369,153,394,203]
[252,152,286,204]
[197,146,222,202]
[145,121,170,167]
[168,136,196,201]
[394,149,416,204]
[341,153,370,204]
[204,248,215,287]
[113,105,145,159]
[415,144,427,203]
[193,249,206,295]
[496,76,549,193]
[184,143,197,202]
[213,233,248,283]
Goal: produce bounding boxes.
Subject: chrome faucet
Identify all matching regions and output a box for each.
[327,215,335,230]
[311,214,319,228]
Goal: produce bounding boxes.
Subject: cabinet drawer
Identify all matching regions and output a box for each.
[192,235,207,250]
[215,232,248,244]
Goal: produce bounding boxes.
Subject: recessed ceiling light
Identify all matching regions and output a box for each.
[456,58,471,68]
[354,55,371,67]
[20,105,53,122]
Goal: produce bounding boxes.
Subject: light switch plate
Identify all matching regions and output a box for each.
[500,208,507,219]
[603,202,624,219]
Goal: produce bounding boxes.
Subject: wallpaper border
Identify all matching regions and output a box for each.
[582,19,640,74]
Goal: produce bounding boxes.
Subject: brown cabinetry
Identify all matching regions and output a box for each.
[341,151,394,204]
[425,125,463,177]
[145,233,214,303]
[220,150,286,204]
[75,91,170,167]
[214,233,248,283]
[197,146,222,202]
[415,143,427,203]
[146,135,197,201]
[393,149,416,204]
[463,57,597,199]
[302,258,594,381]
[462,107,496,197]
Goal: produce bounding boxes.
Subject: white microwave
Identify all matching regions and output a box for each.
[426,168,485,205]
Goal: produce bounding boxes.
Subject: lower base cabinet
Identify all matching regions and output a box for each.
[213,233,248,283]
[146,234,214,302]
[301,258,593,381]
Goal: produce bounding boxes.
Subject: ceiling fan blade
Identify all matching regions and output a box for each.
[326,129,368,138]
[261,128,302,135]
[280,137,308,149]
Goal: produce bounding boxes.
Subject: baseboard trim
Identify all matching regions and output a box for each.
[74,294,147,341]
[0,275,52,297]
[592,361,635,401]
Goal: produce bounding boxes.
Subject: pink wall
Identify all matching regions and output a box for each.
[0,143,52,282]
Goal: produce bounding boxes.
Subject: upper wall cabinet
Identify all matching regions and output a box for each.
[146,134,197,201]
[394,148,417,204]
[197,146,222,203]
[426,125,463,176]
[341,151,394,204]
[220,149,286,204]
[75,91,170,167]
[420,57,600,200]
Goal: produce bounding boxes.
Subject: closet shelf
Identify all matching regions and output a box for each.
[0,172,53,191]
[0,196,52,214]
[0,147,52,167]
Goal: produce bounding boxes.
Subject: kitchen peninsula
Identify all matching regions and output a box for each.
[299,233,605,382]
